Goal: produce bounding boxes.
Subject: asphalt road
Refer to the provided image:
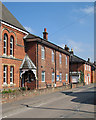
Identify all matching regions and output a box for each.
[2,84,96,118]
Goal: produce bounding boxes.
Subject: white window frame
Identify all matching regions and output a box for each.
[42,71,45,82]
[10,66,13,84]
[89,66,90,71]
[89,74,90,82]
[3,34,7,55]
[3,66,7,84]
[85,75,87,82]
[52,50,54,62]
[66,74,68,82]
[66,56,67,65]
[52,72,55,82]
[41,46,45,59]
[60,73,62,82]
[10,36,14,56]
[85,64,86,70]
[59,53,62,64]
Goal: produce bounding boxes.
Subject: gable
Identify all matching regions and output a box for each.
[0,2,27,32]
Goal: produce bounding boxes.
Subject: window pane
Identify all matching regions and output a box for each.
[3,66,7,83]
[52,51,54,62]
[10,43,12,48]
[10,78,12,82]
[66,56,67,65]
[66,74,68,82]
[10,36,14,56]
[10,67,13,83]
[4,41,6,47]
[42,71,45,82]
[10,50,12,55]
[52,73,55,82]
[4,78,6,83]
[60,73,62,81]
[41,47,45,59]
[60,54,61,64]
[4,34,7,55]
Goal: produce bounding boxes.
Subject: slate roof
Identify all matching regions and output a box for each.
[69,54,93,66]
[69,55,85,63]
[24,33,70,56]
[0,1,27,32]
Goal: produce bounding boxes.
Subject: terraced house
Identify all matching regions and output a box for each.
[0,2,70,90]
[69,51,92,85]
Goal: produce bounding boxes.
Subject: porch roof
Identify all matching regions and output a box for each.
[20,54,36,70]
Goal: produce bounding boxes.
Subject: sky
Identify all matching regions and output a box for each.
[3,2,94,62]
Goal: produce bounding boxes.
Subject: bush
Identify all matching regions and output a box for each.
[2,90,9,94]
[8,89,12,93]
[20,87,26,91]
[80,71,84,83]
[13,90,16,93]
[2,89,16,94]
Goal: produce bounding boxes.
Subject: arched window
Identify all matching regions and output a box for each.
[10,36,14,56]
[3,33,8,55]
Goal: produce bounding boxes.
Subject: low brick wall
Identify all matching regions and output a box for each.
[1,83,84,103]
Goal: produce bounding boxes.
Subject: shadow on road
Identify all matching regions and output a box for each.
[61,90,96,105]
[21,104,95,114]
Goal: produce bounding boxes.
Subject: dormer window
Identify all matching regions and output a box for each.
[3,33,8,55]
[10,36,14,56]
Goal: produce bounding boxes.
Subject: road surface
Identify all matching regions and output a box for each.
[2,84,96,118]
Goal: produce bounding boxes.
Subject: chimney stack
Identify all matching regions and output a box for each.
[88,58,90,62]
[64,45,69,51]
[43,28,48,40]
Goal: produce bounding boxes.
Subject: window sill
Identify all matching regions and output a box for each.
[2,83,8,87]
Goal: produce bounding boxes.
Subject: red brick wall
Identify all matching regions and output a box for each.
[56,51,69,87]
[84,64,91,84]
[26,42,69,89]
[26,41,36,65]
[1,24,26,89]
[92,70,96,83]
[33,43,69,89]
[69,63,84,72]
[69,63,91,84]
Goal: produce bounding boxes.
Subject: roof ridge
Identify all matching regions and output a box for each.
[0,2,27,32]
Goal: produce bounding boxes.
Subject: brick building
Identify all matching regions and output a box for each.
[21,28,70,89]
[0,2,70,90]
[69,50,92,85]
[0,2,28,89]
[91,62,96,83]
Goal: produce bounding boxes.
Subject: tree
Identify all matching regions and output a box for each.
[80,70,84,83]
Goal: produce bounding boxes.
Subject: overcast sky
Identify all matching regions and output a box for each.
[3,2,94,62]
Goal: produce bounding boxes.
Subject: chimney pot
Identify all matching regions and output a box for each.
[43,28,48,40]
[44,28,47,32]
[64,45,69,51]
[88,58,90,62]
[70,48,74,54]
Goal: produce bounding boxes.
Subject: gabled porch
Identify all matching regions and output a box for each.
[20,54,37,90]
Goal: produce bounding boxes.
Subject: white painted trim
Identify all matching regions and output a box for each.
[70,71,81,74]
[1,21,28,35]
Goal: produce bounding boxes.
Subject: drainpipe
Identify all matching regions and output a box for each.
[36,43,39,89]
[55,50,56,87]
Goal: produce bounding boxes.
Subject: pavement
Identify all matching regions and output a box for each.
[2,84,96,118]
